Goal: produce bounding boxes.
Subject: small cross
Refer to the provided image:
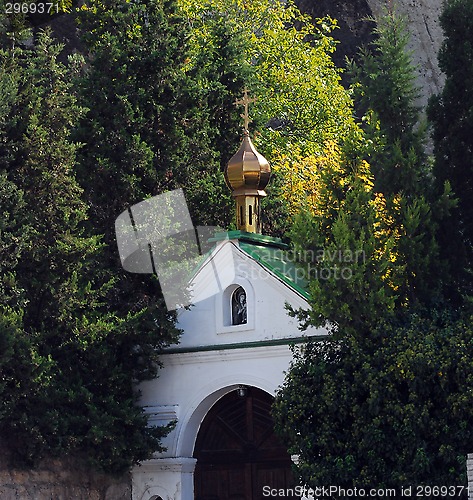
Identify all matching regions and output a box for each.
[234,89,256,132]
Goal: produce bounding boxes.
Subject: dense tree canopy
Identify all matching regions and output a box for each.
[0,0,282,473]
[274,312,473,487]
[274,8,473,488]
[0,16,178,474]
[428,0,473,300]
[286,143,401,338]
[179,0,361,235]
[1,0,472,485]
[76,0,233,227]
[348,12,428,198]
[347,10,447,309]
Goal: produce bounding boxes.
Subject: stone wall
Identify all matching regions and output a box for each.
[0,445,131,500]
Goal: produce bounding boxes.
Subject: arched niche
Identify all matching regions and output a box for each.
[217,279,254,333]
[176,377,278,458]
[231,285,247,325]
[139,487,168,500]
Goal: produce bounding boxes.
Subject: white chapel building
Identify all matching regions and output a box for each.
[131,116,328,500]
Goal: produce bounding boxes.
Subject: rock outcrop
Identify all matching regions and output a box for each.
[295,0,445,109]
[368,0,444,109]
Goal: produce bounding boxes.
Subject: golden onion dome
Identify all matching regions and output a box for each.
[224,131,271,196]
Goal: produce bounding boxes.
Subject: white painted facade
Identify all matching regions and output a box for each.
[468,453,473,500]
[131,235,327,500]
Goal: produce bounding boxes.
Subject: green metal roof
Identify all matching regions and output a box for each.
[207,231,309,299]
[238,241,309,299]
[209,230,289,249]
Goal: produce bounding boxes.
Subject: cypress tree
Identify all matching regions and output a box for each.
[348,11,444,308]
[428,0,473,299]
[75,0,234,227]
[0,25,177,472]
[273,9,473,487]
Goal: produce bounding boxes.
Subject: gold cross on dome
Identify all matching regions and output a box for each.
[235,89,256,132]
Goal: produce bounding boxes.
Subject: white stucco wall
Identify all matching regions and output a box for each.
[133,345,299,500]
[132,237,328,500]
[175,238,318,348]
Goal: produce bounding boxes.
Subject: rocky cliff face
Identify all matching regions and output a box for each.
[295,0,445,110]
[368,0,444,109]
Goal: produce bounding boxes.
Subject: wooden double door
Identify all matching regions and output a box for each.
[194,387,295,500]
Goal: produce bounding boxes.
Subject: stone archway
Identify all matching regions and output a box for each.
[193,386,294,500]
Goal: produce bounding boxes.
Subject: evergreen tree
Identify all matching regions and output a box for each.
[348,11,445,308]
[1,0,252,472]
[76,0,240,230]
[273,9,473,486]
[273,311,473,487]
[428,0,473,299]
[0,160,43,444]
[348,11,428,197]
[175,9,251,228]
[74,0,201,362]
[287,140,402,338]
[0,26,177,472]
[0,9,49,460]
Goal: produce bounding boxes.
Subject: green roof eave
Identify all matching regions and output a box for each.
[238,242,310,300]
[208,230,289,249]
[190,230,310,301]
[162,335,327,354]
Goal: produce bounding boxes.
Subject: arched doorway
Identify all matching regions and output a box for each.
[193,387,295,500]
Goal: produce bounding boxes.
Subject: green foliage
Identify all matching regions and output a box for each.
[77,0,194,212]
[278,8,472,487]
[185,11,251,169]
[249,10,354,156]
[0,0,256,473]
[348,11,425,193]
[287,141,401,337]
[428,0,473,299]
[273,311,473,487]
[0,173,25,305]
[176,10,250,227]
[0,60,26,305]
[348,10,445,308]
[248,5,360,236]
[0,308,52,434]
[179,0,360,235]
[0,0,31,49]
[0,26,178,473]
[76,0,241,230]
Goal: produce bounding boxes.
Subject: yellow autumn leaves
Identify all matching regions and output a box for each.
[178,0,406,297]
